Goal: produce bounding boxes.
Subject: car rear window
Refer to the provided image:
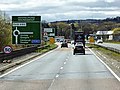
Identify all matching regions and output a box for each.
[76,46,83,48]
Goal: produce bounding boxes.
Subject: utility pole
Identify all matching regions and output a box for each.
[69,23,73,40]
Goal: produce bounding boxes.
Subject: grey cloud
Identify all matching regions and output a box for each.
[3,0,120,22]
[0,0,26,4]
[42,12,108,21]
[66,0,120,8]
[5,0,120,15]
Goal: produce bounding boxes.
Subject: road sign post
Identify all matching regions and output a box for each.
[12,16,41,44]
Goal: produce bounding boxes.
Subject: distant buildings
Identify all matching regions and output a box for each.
[96,28,120,41]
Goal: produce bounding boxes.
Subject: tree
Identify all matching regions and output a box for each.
[0,11,11,51]
[50,22,70,39]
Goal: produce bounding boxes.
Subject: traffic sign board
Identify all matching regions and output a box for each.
[44,28,55,38]
[89,36,95,43]
[12,16,41,44]
[74,31,85,42]
[3,45,13,54]
[49,37,55,44]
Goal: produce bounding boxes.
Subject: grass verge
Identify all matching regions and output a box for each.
[36,43,58,53]
[87,44,120,62]
[105,41,120,44]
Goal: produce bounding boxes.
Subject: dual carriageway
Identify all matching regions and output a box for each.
[0,43,120,90]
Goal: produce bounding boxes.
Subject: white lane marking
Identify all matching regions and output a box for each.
[66,59,68,61]
[56,74,59,78]
[0,47,59,78]
[48,70,60,89]
[60,67,63,70]
[64,62,66,65]
[89,48,120,82]
[48,79,55,89]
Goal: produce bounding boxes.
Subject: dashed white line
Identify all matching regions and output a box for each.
[64,62,66,64]
[48,79,55,90]
[56,74,59,78]
[60,67,63,70]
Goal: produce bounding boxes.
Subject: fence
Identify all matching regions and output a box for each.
[95,44,120,54]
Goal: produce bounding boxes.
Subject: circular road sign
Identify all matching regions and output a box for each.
[3,45,13,54]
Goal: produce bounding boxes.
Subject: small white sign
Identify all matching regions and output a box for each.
[13,23,26,27]
[44,28,53,32]
[49,33,55,36]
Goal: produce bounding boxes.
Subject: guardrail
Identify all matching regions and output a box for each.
[0,45,50,63]
[95,44,120,54]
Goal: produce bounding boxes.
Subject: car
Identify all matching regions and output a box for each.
[61,42,68,48]
[97,39,103,43]
[71,40,75,48]
[71,40,75,45]
[60,40,64,43]
[65,39,71,43]
[73,42,85,55]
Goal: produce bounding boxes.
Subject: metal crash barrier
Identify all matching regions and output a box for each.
[0,45,50,63]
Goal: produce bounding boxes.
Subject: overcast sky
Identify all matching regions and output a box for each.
[0,0,120,22]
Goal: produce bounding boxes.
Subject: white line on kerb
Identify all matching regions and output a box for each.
[89,48,120,82]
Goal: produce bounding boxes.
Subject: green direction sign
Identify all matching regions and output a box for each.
[12,16,41,44]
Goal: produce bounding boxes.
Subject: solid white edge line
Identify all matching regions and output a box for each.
[88,48,120,82]
[0,46,59,78]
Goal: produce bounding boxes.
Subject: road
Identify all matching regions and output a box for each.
[96,43,120,51]
[0,44,120,90]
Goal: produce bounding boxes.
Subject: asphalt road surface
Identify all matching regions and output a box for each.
[0,44,120,90]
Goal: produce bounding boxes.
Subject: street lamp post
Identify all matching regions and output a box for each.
[69,23,73,40]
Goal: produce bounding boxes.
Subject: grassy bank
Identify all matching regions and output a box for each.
[36,43,58,53]
[87,44,120,62]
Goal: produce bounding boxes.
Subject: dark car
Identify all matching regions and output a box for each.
[61,42,68,48]
[73,42,85,55]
